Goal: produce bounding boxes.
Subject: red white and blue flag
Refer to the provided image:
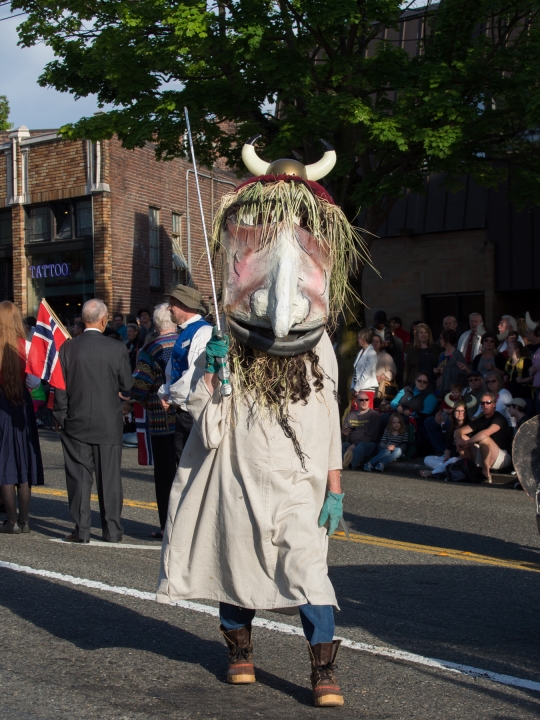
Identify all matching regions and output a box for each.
[134,403,154,466]
[26,299,70,390]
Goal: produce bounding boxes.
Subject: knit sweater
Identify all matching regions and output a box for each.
[131,332,178,435]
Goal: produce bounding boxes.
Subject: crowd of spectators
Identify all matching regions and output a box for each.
[344,310,540,484]
[1,289,213,537]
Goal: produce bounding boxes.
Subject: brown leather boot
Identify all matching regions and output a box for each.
[308,639,344,707]
[220,625,256,684]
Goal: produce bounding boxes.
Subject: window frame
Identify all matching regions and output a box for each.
[149,206,161,289]
[25,197,94,245]
[75,198,93,238]
[0,210,12,247]
[26,205,52,243]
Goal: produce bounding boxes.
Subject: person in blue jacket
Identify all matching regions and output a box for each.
[388,373,438,455]
[390,373,438,418]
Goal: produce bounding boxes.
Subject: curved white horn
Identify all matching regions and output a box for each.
[241,135,269,176]
[305,140,337,181]
[526,311,538,331]
[497,330,508,342]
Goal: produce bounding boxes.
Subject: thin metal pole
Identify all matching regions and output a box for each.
[183,107,221,334]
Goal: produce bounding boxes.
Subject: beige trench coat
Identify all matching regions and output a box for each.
[157,331,342,610]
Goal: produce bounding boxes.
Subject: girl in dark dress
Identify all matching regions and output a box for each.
[0,301,44,534]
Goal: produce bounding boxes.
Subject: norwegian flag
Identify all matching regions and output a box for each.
[26,299,70,390]
[134,403,154,466]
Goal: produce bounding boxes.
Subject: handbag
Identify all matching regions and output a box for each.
[445,458,484,483]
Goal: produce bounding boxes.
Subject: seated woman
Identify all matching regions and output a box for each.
[421,400,468,478]
[364,413,409,472]
[390,373,438,456]
[424,383,463,455]
[390,373,438,419]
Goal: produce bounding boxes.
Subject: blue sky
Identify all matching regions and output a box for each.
[0,14,101,130]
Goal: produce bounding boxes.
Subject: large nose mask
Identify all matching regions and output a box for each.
[251,229,310,338]
[214,137,366,356]
[220,216,332,356]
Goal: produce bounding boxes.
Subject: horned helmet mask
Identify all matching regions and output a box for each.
[213,137,369,357]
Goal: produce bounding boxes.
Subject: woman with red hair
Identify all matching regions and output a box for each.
[0,301,44,533]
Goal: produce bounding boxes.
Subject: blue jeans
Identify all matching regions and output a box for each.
[368,446,402,469]
[219,602,335,646]
[342,441,377,469]
[424,415,449,455]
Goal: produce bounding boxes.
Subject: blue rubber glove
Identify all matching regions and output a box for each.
[318,491,344,537]
[205,328,230,374]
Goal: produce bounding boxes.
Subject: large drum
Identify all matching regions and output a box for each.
[512,416,540,536]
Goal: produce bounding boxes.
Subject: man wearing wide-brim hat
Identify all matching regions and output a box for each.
[158,284,212,461]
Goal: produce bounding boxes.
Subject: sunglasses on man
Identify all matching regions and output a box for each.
[480,400,494,406]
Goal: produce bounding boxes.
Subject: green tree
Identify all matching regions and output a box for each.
[13,0,540,392]
[0,96,11,131]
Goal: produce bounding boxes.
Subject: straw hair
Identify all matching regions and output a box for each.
[213,179,375,326]
[0,301,26,405]
[226,335,327,469]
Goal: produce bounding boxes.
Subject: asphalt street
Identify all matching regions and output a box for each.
[1,429,540,719]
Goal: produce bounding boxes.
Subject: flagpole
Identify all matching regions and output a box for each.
[41,299,72,339]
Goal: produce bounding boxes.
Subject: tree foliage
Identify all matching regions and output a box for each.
[0,95,11,131]
[14,0,540,230]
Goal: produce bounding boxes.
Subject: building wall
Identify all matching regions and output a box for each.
[0,142,7,202]
[0,128,240,318]
[26,139,87,203]
[107,137,237,315]
[362,229,495,330]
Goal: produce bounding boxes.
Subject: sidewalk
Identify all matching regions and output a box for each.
[359,458,519,488]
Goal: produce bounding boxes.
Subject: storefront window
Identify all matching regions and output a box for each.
[25,198,93,243]
[76,199,92,237]
[53,202,72,240]
[27,247,95,321]
[26,206,51,243]
[0,211,11,246]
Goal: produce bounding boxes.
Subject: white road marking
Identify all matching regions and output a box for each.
[0,559,539,694]
[49,539,161,550]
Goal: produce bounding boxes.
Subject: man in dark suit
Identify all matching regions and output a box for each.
[54,299,133,543]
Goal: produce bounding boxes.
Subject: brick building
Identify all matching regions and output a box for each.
[0,125,238,322]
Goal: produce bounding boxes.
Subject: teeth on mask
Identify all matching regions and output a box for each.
[241,213,255,226]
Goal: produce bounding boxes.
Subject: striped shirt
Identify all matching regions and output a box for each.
[379,428,409,451]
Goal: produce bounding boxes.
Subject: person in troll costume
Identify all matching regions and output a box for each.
[157,137,372,707]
